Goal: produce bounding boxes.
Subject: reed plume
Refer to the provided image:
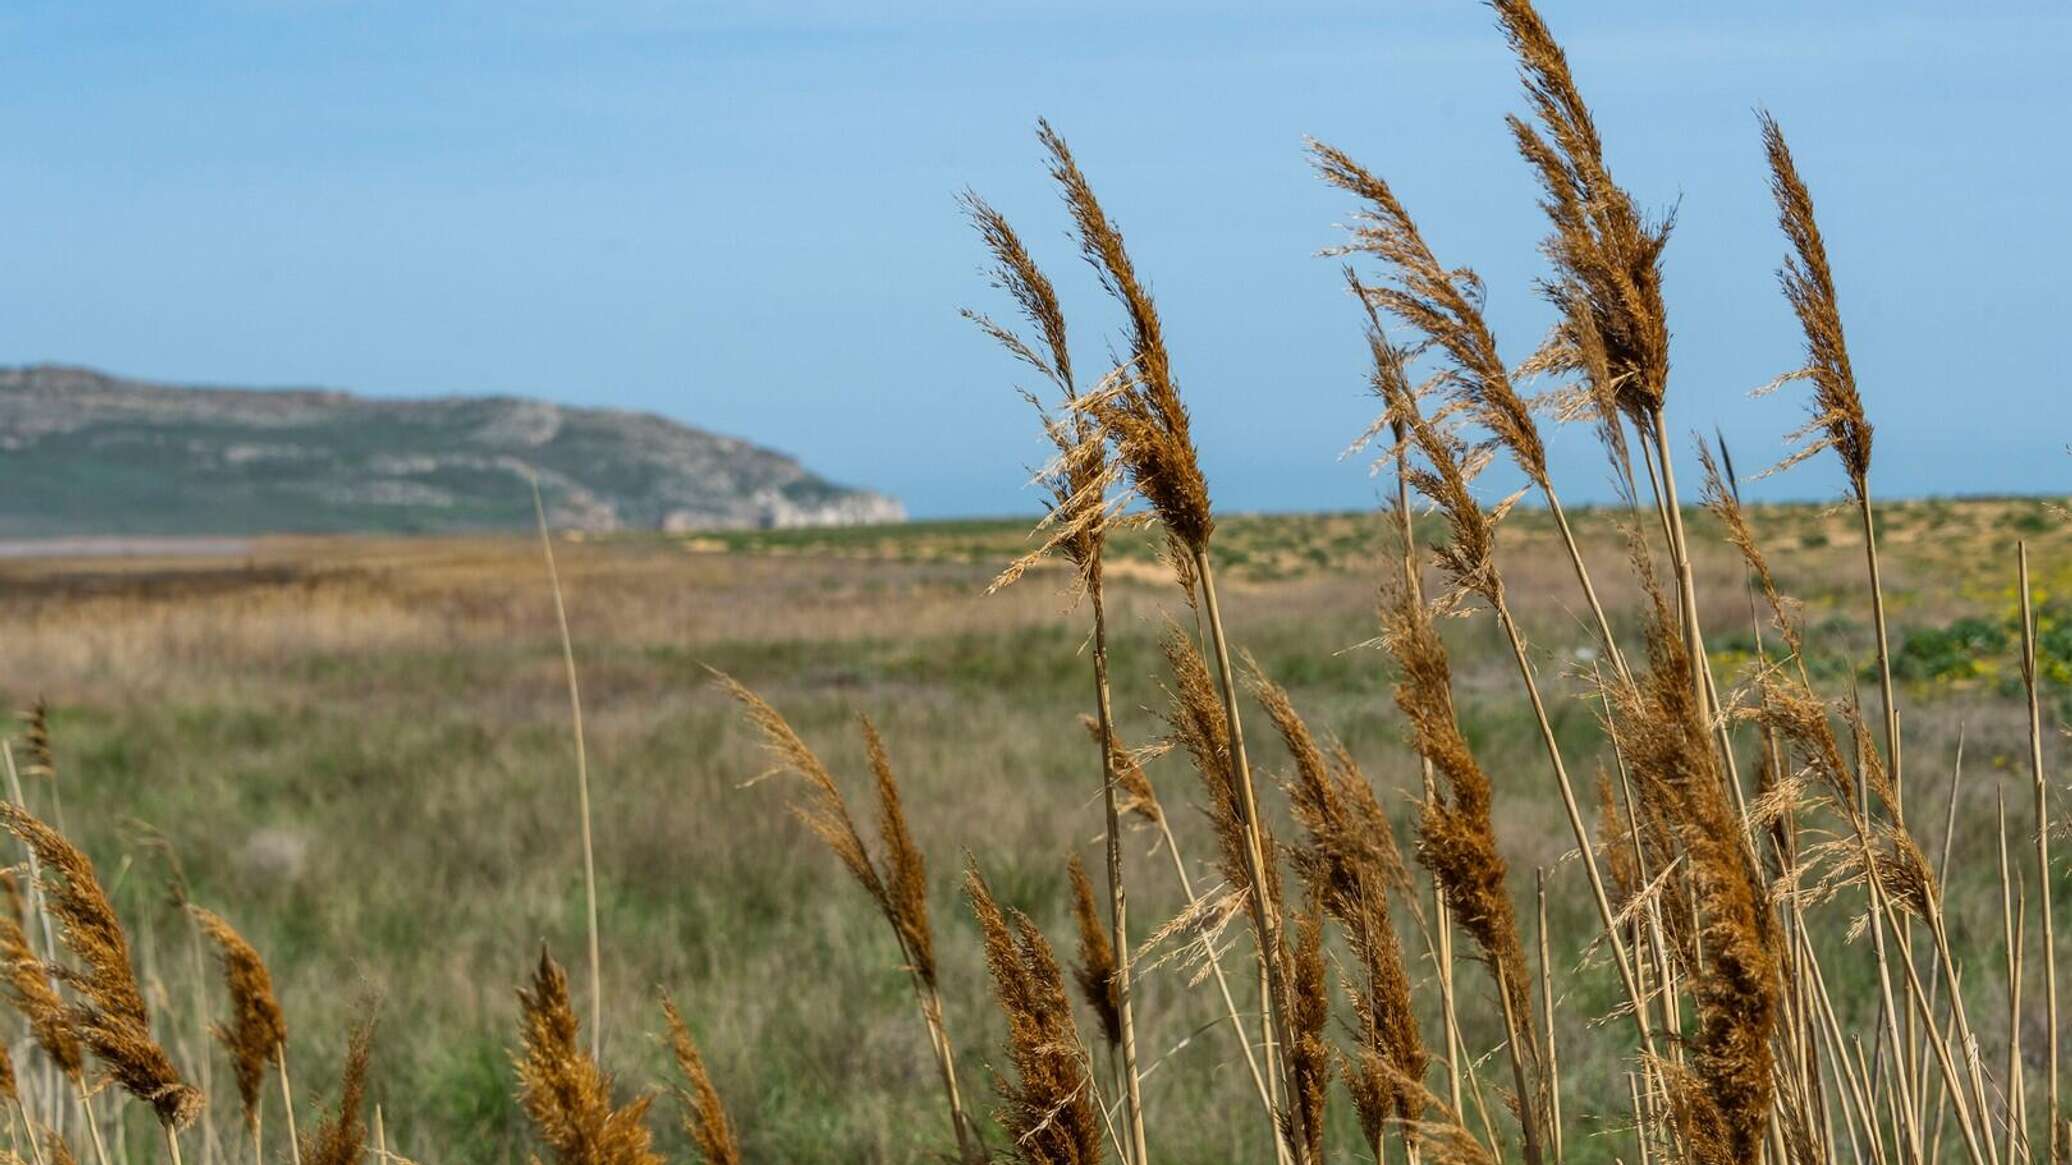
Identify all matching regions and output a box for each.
[1158,629,1285,936]
[964,859,1102,1165]
[715,675,978,1160]
[660,995,741,1165]
[1286,898,1329,1165]
[1065,855,1122,1052]
[1310,142,1545,489]
[1757,114,1871,495]
[1250,667,1425,1150]
[1037,120,1211,555]
[1759,111,1904,827]
[1491,0,1671,430]
[18,703,55,787]
[1601,582,1780,1165]
[513,947,662,1165]
[0,803,201,1131]
[302,1016,373,1165]
[190,906,287,1137]
[1378,577,1542,1132]
[1043,117,1307,1159]
[0,876,82,1083]
[861,716,936,987]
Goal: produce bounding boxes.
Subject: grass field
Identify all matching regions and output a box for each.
[0,497,2062,1163]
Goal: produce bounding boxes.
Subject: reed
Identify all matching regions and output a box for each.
[0,800,200,1165]
[714,675,980,1162]
[963,183,1148,1164]
[659,995,740,1165]
[188,907,286,1162]
[530,476,606,1065]
[300,1017,371,1165]
[1039,118,1310,1163]
[513,948,661,1165]
[1251,666,1426,1162]
[965,859,1103,1165]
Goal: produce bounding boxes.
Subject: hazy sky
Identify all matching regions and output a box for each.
[2,2,2065,517]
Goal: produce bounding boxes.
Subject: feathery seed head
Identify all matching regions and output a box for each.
[1039,119,1215,553]
[1313,142,1547,486]
[304,1015,375,1165]
[0,803,199,1128]
[1064,854,1121,1051]
[1493,0,1674,426]
[860,715,937,989]
[965,859,1102,1165]
[660,994,742,1165]
[191,905,288,1131]
[1760,112,1872,496]
[514,948,663,1165]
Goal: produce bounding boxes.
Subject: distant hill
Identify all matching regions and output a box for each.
[0,365,903,535]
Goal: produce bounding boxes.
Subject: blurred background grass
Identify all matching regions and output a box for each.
[0,497,2063,1163]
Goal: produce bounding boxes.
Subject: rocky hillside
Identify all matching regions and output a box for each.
[0,365,903,535]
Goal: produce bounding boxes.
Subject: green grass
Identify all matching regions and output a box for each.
[0,500,2062,1162]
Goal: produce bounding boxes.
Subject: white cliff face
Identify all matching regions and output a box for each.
[0,364,905,536]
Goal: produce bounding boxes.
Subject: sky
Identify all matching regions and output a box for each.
[1,1,2066,518]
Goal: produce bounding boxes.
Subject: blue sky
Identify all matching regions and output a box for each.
[1,2,2065,517]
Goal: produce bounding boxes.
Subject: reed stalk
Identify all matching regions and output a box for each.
[529,476,604,1065]
[962,185,1150,1163]
[2019,542,2058,1158]
[277,1058,301,1165]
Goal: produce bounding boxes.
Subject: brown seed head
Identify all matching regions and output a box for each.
[1601,588,1781,1165]
[660,994,742,1165]
[961,191,1121,593]
[1064,854,1121,1050]
[0,875,83,1081]
[1493,0,1674,427]
[715,673,888,916]
[1312,141,1547,486]
[19,701,56,783]
[1378,577,1536,1055]
[303,1015,375,1165]
[859,715,937,989]
[191,906,288,1131]
[1039,119,1215,553]
[1286,897,1330,1163]
[1760,112,1872,496]
[513,948,663,1165]
[0,803,199,1128]
[1251,666,1424,1138]
[964,859,1102,1165]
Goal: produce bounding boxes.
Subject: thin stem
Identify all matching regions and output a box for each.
[1538,869,1563,1165]
[1490,599,1654,1056]
[1193,548,1307,1165]
[2019,541,2058,1159]
[1858,489,1902,809]
[276,1053,302,1165]
[1154,813,1284,1155]
[532,476,604,1062]
[915,983,979,1163]
[13,1101,49,1165]
[77,1086,111,1165]
[1542,487,1631,685]
[1088,578,1150,1165]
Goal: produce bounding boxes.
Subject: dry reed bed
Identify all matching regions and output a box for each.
[0,3,2066,1164]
